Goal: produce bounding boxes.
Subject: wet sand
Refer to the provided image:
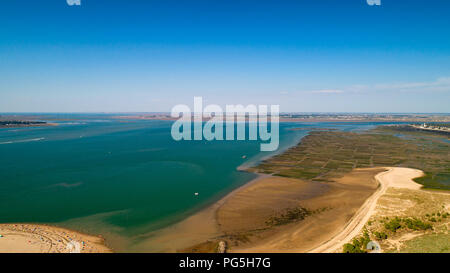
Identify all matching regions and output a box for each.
[134,168,385,252]
[228,168,384,252]
[0,167,396,253]
[309,167,424,253]
[126,174,270,252]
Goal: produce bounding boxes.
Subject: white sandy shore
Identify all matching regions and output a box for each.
[0,223,112,253]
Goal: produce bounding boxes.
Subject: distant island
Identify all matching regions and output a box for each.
[0,120,55,128]
[112,113,450,123]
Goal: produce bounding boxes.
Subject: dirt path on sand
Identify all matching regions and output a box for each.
[308,167,424,253]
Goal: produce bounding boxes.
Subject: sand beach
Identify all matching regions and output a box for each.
[0,223,112,253]
[133,168,386,252]
[0,167,444,253]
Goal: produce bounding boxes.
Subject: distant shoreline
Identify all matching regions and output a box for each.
[0,121,58,129]
[110,113,450,123]
[113,116,450,123]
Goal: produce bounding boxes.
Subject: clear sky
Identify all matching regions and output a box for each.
[1,0,449,113]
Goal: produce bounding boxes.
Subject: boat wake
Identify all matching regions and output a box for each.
[0,137,45,145]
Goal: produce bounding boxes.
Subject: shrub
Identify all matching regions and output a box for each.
[265,207,312,226]
[374,231,388,240]
[342,231,371,253]
[384,217,402,232]
[403,218,432,231]
[343,243,365,253]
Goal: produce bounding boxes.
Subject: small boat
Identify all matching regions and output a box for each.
[194,192,199,196]
[242,155,247,159]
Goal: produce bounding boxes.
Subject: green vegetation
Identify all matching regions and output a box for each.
[343,230,371,253]
[265,207,329,226]
[414,173,450,190]
[424,211,449,223]
[353,186,449,253]
[344,215,439,253]
[373,231,388,240]
[178,241,220,253]
[384,217,432,233]
[251,126,450,190]
[396,233,450,253]
[384,217,402,232]
[265,207,312,226]
[403,218,432,231]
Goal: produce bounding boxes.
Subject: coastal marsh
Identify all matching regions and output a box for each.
[251,127,450,190]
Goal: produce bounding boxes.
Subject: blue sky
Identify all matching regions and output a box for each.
[1,0,449,113]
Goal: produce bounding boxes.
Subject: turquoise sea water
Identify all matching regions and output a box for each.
[0,116,399,250]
